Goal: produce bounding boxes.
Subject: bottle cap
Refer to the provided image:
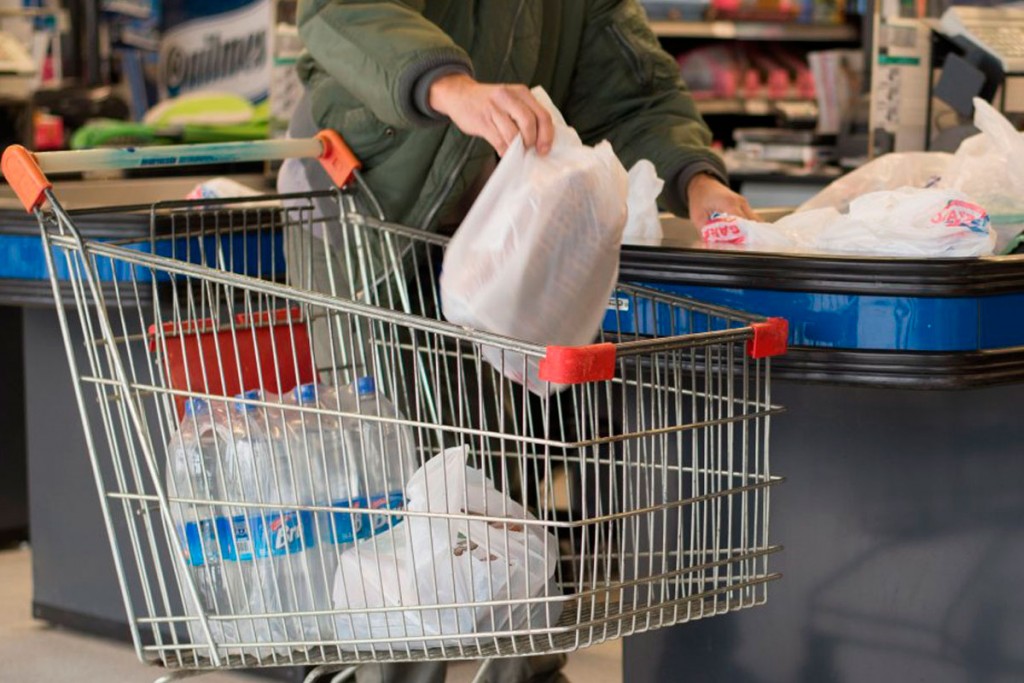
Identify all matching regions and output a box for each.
[233,389,261,413]
[183,398,208,417]
[356,376,376,397]
[293,383,319,404]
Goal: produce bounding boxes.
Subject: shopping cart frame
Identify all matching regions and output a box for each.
[3,136,788,681]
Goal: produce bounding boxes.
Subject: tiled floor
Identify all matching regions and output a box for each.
[0,546,621,682]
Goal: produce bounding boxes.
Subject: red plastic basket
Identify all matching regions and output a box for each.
[148,307,316,418]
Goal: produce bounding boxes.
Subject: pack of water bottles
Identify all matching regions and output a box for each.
[164,375,419,653]
[164,372,563,653]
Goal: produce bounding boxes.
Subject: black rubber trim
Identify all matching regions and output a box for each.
[0,279,154,308]
[772,346,1024,389]
[620,247,1024,297]
[0,210,151,238]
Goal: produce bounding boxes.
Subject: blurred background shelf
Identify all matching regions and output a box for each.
[649,20,859,42]
[695,97,818,115]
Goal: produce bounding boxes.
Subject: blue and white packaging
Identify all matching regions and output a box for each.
[158,0,271,102]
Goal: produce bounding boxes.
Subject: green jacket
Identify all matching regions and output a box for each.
[297,0,725,230]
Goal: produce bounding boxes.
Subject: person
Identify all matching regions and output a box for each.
[292,0,756,234]
[283,3,757,681]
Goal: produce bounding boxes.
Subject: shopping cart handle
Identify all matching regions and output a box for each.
[0,132,362,212]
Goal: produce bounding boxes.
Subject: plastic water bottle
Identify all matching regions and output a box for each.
[166,396,275,653]
[286,384,353,579]
[223,389,316,649]
[338,376,417,540]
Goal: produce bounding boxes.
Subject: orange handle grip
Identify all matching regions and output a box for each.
[315,130,362,188]
[1,145,52,213]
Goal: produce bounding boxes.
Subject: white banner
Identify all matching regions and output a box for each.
[158,0,271,102]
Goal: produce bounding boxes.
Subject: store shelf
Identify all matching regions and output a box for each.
[650,20,858,42]
[696,98,818,116]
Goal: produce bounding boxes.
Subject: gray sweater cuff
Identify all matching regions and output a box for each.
[413,62,474,121]
[669,161,729,218]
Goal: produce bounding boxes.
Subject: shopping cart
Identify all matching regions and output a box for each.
[2,136,787,683]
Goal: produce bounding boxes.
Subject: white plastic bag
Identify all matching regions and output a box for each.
[796,99,1024,251]
[797,152,951,213]
[332,446,561,649]
[704,188,996,257]
[940,99,1024,249]
[623,160,665,242]
[440,87,630,395]
[186,177,278,208]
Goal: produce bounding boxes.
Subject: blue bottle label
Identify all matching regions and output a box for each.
[327,490,405,545]
[183,509,315,566]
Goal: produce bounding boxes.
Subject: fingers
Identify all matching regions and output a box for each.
[488,110,518,156]
[497,88,538,150]
[514,87,555,154]
[736,197,757,221]
[489,84,554,156]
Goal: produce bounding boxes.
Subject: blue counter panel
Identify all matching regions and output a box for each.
[619,283,1024,352]
[0,233,285,283]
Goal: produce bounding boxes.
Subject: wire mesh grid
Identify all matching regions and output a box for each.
[33,186,783,673]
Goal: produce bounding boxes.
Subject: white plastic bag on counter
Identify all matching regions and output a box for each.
[940,98,1024,249]
[797,152,952,213]
[440,87,629,395]
[623,160,665,242]
[704,188,996,257]
[332,446,561,649]
[797,99,1024,252]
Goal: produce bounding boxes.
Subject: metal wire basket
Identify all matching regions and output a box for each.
[2,137,786,681]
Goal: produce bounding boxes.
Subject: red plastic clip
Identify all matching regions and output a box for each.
[747,317,789,358]
[538,343,617,385]
[315,130,362,188]
[1,145,51,212]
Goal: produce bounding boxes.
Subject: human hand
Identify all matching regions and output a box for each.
[428,73,554,157]
[686,173,757,228]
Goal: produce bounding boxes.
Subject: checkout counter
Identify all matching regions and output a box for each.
[620,216,1024,682]
[3,182,1023,682]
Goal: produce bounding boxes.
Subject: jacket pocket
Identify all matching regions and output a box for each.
[310,75,401,162]
[606,22,651,87]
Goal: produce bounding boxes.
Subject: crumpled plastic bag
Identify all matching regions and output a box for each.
[440,87,630,395]
[186,177,278,208]
[797,152,951,213]
[332,446,561,649]
[623,160,665,242]
[795,99,1024,252]
[704,187,996,257]
[940,99,1024,249]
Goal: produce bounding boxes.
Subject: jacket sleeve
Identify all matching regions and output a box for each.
[298,0,473,128]
[563,0,727,217]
